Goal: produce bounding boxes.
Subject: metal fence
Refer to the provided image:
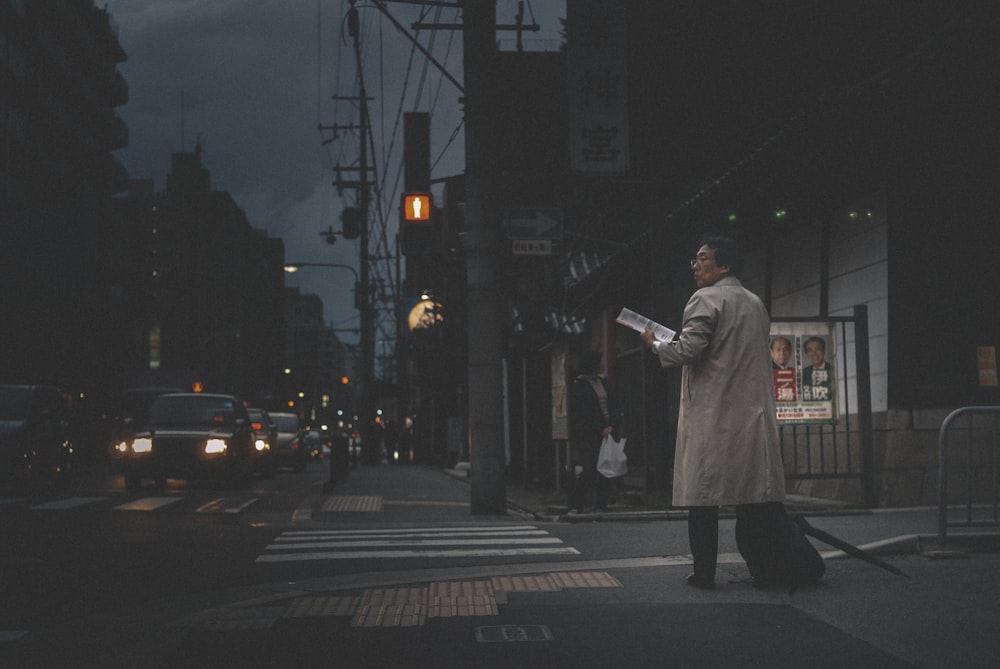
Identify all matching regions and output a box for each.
[937,406,1000,545]
[773,306,876,506]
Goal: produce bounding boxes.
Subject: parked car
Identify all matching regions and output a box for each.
[268,411,308,471]
[0,385,75,491]
[116,393,255,490]
[246,406,277,478]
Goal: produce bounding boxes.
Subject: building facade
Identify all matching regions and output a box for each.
[0,0,129,411]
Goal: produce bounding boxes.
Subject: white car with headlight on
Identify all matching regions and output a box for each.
[115,393,255,490]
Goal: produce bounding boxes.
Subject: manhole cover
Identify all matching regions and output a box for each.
[475,624,553,642]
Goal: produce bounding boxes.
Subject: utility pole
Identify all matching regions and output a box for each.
[462,1,506,513]
[344,1,377,465]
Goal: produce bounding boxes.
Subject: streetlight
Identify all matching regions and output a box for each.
[284,262,358,282]
[284,260,375,484]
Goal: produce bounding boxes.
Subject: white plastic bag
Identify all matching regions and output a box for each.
[597,435,627,478]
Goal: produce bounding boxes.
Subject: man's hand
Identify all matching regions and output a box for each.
[640,327,656,349]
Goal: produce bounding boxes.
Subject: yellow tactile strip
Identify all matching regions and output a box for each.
[549,571,623,588]
[352,587,428,627]
[429,580,498,617]
[491,574,560,592]
[322,495,383,512]
[248,572,621,630]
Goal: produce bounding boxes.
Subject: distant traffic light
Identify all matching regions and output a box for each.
[341,207,362,239]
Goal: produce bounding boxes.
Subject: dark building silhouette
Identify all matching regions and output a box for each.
[111,146,287,402]
[0,0,128,400]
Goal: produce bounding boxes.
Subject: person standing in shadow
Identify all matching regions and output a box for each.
[568,350,622,514]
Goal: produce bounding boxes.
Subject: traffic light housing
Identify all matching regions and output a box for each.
[341,207,362,239]
[400,192,438,255]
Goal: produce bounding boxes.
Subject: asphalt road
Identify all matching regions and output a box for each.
[2,463,999,668]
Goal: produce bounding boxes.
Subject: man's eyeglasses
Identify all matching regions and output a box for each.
[690,254,714,268]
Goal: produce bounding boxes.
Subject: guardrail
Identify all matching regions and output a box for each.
[938,406,1000,545]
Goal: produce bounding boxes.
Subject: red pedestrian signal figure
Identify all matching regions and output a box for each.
[402,193,431,222]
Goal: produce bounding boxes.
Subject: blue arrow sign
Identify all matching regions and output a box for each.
[505,207,564,241]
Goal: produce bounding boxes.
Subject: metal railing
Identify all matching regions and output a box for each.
[937,406,1000,545]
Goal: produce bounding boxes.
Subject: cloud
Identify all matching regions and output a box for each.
[104,0,566,338]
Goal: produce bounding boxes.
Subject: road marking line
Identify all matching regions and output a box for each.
[112,497,182,511]
[196,497,258,514]
[255,547,580,562]
[272,529,549,542]
[280,524,541,536]
[30,497,106,510]
[266,537,564,550]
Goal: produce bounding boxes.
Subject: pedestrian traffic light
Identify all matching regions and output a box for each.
[402,193,432,222]
[400,193,438,255]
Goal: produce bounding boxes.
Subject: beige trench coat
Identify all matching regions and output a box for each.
[654,276,785,507]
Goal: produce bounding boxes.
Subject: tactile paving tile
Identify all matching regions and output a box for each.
[549,571,622,588]
[352,587,428,627]
[428,580,498,617]
[491,574,560,592]
[284,595,360,618]
[322,495,383,512]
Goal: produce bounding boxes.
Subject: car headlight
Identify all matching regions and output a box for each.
[204,439,228,455]
[255,438,269,452]
[132,438,153,454]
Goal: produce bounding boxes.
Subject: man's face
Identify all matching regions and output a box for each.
[692,245,730,287]
[771,338,791,367]
[805,340,825,366]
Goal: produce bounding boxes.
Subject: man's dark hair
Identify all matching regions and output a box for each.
[804,336,826,353]
[701,236,744,278]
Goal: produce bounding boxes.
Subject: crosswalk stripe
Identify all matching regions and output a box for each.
[279,525,542,536]
[255,547,580,563]
[113,497,182,511]
[267,537,565,550]
[256,524,580,563]
[274,528,547,540]
[30,496,106,510]
[196,497,258,514]
[9,494,257,514]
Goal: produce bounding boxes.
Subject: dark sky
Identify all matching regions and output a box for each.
[103,0,566,342]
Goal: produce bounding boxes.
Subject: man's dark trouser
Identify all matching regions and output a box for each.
[688,502,786,580]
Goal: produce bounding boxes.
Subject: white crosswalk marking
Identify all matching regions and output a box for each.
[4,494,262,514]
[113,497,183,511]
[30,496,107,511]
[256,525,580,563]
[196,497,258,514]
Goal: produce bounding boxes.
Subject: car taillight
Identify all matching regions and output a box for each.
[251,421,263,432]
[290,440,299,450]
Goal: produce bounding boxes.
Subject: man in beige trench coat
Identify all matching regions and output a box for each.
[641,236,785,589]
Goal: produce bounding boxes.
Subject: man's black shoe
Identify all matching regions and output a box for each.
[685,571,716,590]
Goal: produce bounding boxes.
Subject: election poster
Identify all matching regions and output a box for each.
[769,322,838,424]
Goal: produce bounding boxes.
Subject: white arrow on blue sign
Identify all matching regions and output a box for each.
[505,207,564,241]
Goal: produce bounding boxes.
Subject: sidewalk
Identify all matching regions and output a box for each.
[173,465,1000,668]
[450,463,1000,557]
